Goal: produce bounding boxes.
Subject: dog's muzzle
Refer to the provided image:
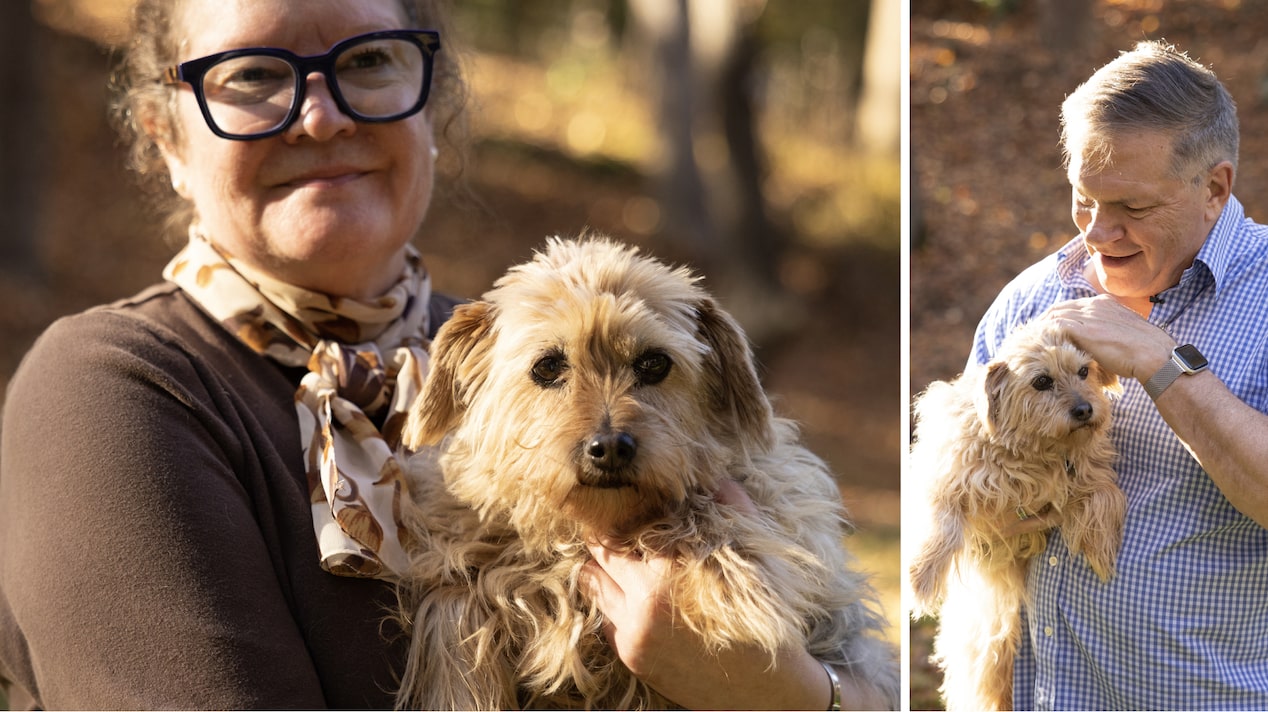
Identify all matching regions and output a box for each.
[579,429,638,487]
[587,430,637,470]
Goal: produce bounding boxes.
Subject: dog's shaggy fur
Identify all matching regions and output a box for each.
[393,237,897,710]
[905,320,1125,712]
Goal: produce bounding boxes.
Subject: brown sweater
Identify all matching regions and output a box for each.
[0,282,459,709]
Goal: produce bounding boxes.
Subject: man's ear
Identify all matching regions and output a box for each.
[1203,160,1234,221]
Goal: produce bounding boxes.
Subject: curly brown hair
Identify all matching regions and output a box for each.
[107,0,470,239]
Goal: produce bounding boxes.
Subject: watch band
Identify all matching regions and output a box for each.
[1144,345,1207,400]
[1144,357,1183,400]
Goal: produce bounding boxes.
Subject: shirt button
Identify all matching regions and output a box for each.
[1044,626,1054,637]
[1048,556,1059,566]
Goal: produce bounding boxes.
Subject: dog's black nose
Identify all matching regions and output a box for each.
[587,431,638,471]
[1071,402,1093,421]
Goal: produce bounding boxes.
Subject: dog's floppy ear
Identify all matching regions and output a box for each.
[974,360,1011,437]
[402,301,496,450]
[695,298,774,447]
[1094,360,1123,397]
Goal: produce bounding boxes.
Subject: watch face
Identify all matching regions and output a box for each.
[1174,344,1209,370]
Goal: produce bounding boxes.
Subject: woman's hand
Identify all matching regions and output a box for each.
[580,480,889,710]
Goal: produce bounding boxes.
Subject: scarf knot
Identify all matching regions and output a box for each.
[309,341,392,417]
[165,231,430,580]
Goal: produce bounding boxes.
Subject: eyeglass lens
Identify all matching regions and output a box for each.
[199,36,427,137]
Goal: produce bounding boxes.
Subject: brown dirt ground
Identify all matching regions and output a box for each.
[910,0,1268,707]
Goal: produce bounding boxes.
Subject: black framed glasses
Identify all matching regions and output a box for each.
[164,29,441,140]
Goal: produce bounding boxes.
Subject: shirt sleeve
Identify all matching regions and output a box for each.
[968,260,1062,368]
[0,310,329,709]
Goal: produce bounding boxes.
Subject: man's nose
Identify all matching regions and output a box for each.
[1081,207,1120,245]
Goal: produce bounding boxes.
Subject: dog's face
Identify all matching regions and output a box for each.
[404,238,774,540]
[975,323,1121,445]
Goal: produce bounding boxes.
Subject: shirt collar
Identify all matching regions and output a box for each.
[1054,235,1096,295]
[1190,193,1243,295]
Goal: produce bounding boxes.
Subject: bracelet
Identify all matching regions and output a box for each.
[821,660,842,711]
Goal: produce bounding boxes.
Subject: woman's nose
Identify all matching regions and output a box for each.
[285,73,357,143]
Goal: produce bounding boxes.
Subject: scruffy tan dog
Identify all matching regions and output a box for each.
[905,319,1125,712]
[394,237,898,710]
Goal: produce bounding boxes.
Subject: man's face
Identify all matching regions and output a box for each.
[1069,130,1227,304]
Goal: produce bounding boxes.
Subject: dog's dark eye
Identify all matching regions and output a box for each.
[1032,375,1054,391]
[1078,365,1090,379]
[531,353,568,387]
[633,351,672,385]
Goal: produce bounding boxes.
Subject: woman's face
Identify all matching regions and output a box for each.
[159,0,435,298]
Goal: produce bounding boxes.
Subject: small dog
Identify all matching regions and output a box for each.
[394,237,898,710]
[905,319,1125,712]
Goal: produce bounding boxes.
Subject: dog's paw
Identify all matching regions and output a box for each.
[1079,514,1124,582]
[1063,477,1126,582]
[1079,538,1118,581]
[906,512,967,615]
[907,550,950,615]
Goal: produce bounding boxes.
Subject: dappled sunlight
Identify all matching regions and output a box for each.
[9,0,903,676]
[45,0,897,252]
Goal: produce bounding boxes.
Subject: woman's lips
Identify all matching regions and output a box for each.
[281,170,368,189]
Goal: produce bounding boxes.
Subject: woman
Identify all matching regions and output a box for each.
[0,0,887,708]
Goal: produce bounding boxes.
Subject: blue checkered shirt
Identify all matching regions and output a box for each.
[969,195,1268,710]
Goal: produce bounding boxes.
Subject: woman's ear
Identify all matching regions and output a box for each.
[143,109,191,198]
[156,138,191,198]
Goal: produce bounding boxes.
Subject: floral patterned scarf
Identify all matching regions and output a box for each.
[164,231,429,579]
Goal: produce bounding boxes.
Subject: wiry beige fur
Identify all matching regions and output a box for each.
[393,237,897,710]
[905,320,1125,712]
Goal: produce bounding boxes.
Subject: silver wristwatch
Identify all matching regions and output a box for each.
[1143,344,1208,400]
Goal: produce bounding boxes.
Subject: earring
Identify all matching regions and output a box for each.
[430,145,439,160]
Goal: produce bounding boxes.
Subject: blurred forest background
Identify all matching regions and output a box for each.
[910,0,1268,707]
[0,0,902,656]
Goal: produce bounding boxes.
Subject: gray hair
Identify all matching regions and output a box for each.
[1060,40,1238,182]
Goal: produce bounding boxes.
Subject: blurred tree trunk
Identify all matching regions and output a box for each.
[630,0,717,264]
[856,0,900,154]
[717,10,781,291]
[628,0,788,334]
[0,1,48,282]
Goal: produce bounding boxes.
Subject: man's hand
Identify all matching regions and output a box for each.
[1043,295,1177,381]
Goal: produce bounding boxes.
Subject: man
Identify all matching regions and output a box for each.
[971,40,1268,710]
